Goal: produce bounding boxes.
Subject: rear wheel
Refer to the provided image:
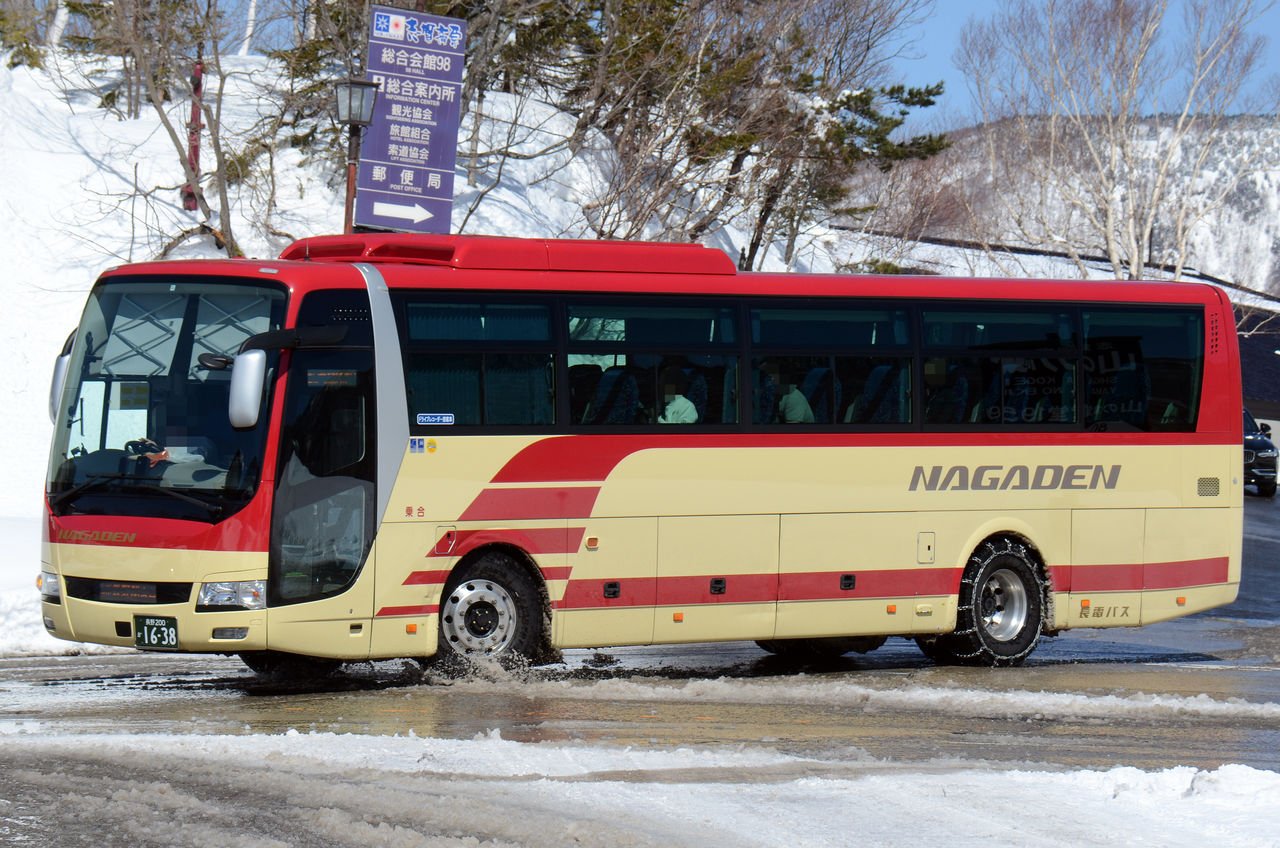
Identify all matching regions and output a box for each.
[926,536,1044,667]
[435,551,546,670]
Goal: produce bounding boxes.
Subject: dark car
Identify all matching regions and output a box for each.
[1245,408,1277,497]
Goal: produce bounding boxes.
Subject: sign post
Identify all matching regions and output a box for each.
[356,6,466,233]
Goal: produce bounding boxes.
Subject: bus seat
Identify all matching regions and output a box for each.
[846,365,903,424]
[753,369,776,424]
[1005,369,1033,423]
[801,367,840,423]
[927,367,969,423]
[1104,363,1150,426]
[682,368,708,422]
[585,366,640,424]
[569,363,603,422]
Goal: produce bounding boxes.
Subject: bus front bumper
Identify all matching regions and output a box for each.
[41,595,268,654]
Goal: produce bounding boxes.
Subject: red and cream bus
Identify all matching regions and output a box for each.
[40,234,1242,673]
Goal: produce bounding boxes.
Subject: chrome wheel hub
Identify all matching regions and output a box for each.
[441,580,516,654]
[978,567,1029,642]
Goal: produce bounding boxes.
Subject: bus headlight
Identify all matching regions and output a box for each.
[197,580,266,610]
[37,572,61,603]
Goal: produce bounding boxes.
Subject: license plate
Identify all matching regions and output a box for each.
[134,615,178,649]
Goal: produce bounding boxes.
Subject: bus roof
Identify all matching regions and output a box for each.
[100,233,1229,308]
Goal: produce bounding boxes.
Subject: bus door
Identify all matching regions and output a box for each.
[266,345,377,658]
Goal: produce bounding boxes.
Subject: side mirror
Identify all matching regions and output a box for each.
[1262,423,1272,437]
[229,349,268,429]
[48,331,76,423]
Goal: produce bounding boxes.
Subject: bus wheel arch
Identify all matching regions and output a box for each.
[918,532,1049,667]
[435,544,555,669]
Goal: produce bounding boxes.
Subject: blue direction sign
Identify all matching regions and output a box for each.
[355,6,466,233]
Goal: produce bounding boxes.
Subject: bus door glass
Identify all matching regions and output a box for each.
[269,295,377,606]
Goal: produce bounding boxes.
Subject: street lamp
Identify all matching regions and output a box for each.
[334,78,379,234]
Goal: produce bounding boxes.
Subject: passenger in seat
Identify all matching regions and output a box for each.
[776,364,814,424]
[658,367,698,424]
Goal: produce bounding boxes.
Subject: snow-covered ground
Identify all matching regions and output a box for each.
[3,52,1280,847]
[3,729,1278,848]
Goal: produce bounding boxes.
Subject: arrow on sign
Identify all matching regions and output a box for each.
[372,201,434,224]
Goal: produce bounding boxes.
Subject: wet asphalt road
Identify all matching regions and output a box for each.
[1,495,1278,772]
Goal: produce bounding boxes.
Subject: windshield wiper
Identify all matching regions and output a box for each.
[49,472,132,508]
[147,484,223,518]
[50,473,222,519]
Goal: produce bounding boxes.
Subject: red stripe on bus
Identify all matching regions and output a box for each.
[425,527,586,559]
[403,569,452,585]
[554,568,962,611]
[488,432,1234,485]
[779,568,961,600]
[556,577,658,609]
[458,487,600,521]
[403,564,575,587]
[1061,563,1146,592]
[1143,557,1230,589]
[654,574,779,605]
[376,604,438,617]
[1061,557,1229,592]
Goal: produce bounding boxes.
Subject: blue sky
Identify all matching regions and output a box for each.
[895,0,1280,127]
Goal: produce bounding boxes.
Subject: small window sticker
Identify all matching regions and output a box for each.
[416,413,455,426]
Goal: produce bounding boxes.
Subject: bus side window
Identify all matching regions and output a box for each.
[1083,308,1202,432]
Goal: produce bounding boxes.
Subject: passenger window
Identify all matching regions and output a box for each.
[924,357,1077,426]
[404,352,553,426]
[569,353,738,426]
[405,302,550,342]
[1083,309,1202,432]
[836,357,912,425]
[568,303,736,345]
[752,356,832,424]
[396,298,555,430]
[751,306,910,348]
[922,309,1074,351]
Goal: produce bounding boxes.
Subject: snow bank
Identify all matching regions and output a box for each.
[3,729,1278,847]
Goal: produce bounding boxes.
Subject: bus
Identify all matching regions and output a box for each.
[40,234,1242,673]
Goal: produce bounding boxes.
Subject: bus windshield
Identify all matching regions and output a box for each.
[47,277,287,522]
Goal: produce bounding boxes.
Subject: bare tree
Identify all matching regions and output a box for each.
[957,0,1279,281]
[555,0,941,257]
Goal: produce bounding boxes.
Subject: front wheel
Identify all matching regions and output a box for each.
[927,536,1044,667]
[238,651,340,678]
[435,552,546,670]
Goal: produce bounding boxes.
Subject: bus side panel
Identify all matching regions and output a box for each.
[369,521,442,659]
[1066,509,1146,630]
[554,517,657,648]
[651,514,778,644]
[776,512,956,639]
[1140,506,1240,624]
[266,554,374,659]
